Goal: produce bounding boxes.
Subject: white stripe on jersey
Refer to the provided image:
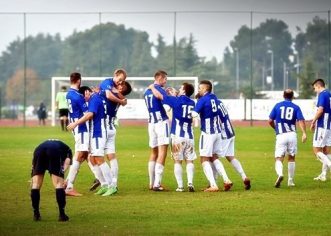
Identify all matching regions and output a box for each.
[175,119,180,137]
[284,123,290,132]
[182,121,189,139]
[278,123,283,134]
[226,120,234,136]
[205,118,211,134]
[150,111,163,123]
[324,113,329,128]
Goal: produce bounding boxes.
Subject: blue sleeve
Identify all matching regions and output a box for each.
[296,107,305,121]
[269,105,276,120]
[194,97,205,114]
[155,86,167,97]
[162,95,177,107]
[317,92,328,109]
[88,97,98,114]
[79,96,88,113]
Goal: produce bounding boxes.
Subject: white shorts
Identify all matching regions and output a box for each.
[90,132,106,157]
[199,132,222,157]
[313,127,331,148]
[171,135,197,161]
[74,131,90,152]
[105,128,116,155]
[275,132,297,157]
[219,137,235,157]
[148,120,170,148]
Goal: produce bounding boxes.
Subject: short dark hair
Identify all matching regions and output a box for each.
[121,81,132,96]
[283,89,294,100]
[61,86,67,91]
[182,83,194,97]
[70,72,81,84]
[312,78,325,87]
[78,86,91,95]
[154,70,168,79]
[199,80,213,92]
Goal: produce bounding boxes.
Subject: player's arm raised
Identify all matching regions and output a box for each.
[148,84,163,100]
[106,90,127,106]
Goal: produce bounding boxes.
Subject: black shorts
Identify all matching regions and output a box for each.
[31,149,65,178]
[59,109,69,117]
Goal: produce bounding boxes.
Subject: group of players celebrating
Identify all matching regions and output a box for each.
[32,70,331,222]
[145,70,251,193]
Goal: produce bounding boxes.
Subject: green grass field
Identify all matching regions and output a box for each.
[0,125,330,235]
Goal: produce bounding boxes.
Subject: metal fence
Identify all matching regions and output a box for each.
[0,10,330,125]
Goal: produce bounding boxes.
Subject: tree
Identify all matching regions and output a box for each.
[227,19,293,91]
[298,58,315,99]
[294,16,329,80]
[5,68,40,104]
[0,34,62,85]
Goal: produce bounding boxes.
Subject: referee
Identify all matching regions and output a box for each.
[56,86,69,131]
[30,139,72,221]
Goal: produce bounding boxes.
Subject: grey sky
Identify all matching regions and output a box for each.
[0,0,330,61]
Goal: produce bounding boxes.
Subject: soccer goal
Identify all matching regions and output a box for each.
[51,76,199,126]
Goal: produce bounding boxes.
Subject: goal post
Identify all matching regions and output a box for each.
[51,76,199,126]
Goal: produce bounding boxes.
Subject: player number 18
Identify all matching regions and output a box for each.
[280,106,294,120]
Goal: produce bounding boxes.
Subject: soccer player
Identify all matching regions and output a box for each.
[191,80,232,192]
[95,69,127,192]
[148,82,196,192]
[67,86,113,197]
[216,99,251,190]
[30,139,72,221]
[65,72,89,196]
[55,86,69,131]
[310,79,331,181]
[268,89,307,187]
[99,68,128,106]
[102,81,132,195]
[144,70,170,191]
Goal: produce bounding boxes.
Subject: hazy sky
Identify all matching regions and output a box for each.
[0,0,330,60]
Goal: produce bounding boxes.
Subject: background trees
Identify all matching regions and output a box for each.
[0,16,329,108]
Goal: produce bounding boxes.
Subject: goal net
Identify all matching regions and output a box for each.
[51,76,199,126]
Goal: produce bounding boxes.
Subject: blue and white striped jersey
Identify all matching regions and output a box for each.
[66,88,88,133]
[163,95,195,139]
[99,77,114,97]
[269,99,305,135]
[144,84,168,123]
[88,93,106,138]
[217,100,235,139]
[194,92,222,134]
[105,93,120,130]
[316,89,331,129]
[99,77,119,129]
